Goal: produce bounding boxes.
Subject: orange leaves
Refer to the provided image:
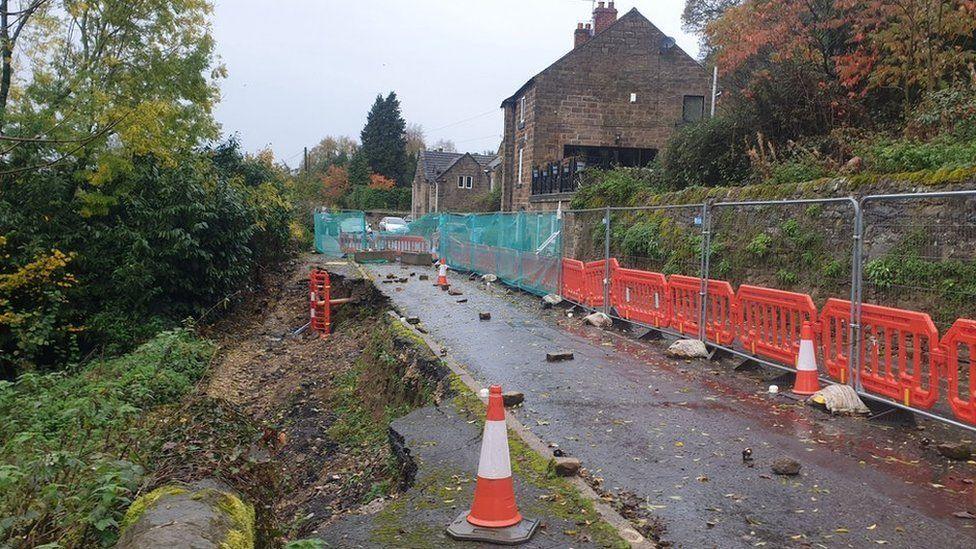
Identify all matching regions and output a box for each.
[368,173,395,191]
[320,165,350,204]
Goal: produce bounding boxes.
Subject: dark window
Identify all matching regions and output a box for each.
[682,95,705,123]
[562,145,657,169]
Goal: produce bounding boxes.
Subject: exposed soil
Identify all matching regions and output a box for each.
[196,255,437,543]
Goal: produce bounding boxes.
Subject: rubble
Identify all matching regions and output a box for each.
[665,339,708,358]
[937,442,973,461]
[771,457,801,476]
[553,457,581,477]
[502,391,524,407]
[584,312,612,328]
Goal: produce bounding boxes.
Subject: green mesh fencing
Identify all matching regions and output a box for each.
[313,210,367,257]
[315,210,562,295]
[438,212,562,296]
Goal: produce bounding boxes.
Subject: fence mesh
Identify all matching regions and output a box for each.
[313,210,367,257]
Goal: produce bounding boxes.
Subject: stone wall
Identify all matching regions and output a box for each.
[436,155,492,213]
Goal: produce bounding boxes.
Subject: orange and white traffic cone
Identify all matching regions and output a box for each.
[435,258,449,288]
[793,321,820,395]
[446,385,539,543]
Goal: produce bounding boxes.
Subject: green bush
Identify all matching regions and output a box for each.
[859,137,976,173]
[620,221,664,261]
[0,328,213,547]
[570,168,662,208]
[746,233,772,258]
[660,115,752,189]
[0,141,294,375]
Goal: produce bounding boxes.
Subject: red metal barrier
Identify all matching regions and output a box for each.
[942,319,976,425]
[736,285,818,366]
[583,259,618,308]
[610,267,670,328]
[667,275,736,345]
[561,258,586,304]
[820,298,942,409]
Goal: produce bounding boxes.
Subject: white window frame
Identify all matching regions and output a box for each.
[517,147,524,186]
[465,176,473,189]
[519,96,526,125]
[457,175,464,188]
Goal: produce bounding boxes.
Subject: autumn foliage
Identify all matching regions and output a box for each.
[707,0,976,127]
[368,173,396,190]
[321,165,351,204]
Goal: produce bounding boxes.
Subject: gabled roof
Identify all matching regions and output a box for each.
[501,8,701,106]
[419,150,498,183]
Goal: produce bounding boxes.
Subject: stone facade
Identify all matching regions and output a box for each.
[499,4,710,211]
[411,151,497,216]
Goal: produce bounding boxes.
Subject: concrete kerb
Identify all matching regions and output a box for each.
[355,257,650,547]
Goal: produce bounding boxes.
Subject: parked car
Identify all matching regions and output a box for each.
[378,216,408,233]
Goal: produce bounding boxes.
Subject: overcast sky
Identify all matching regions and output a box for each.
[211,0,698,167]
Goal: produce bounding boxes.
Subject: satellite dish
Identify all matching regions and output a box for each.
[660,36,676,53]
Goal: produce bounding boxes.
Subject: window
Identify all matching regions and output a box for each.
[630,92,637,103]
[465,176,473,189]
[682,95,705,124]
[457,175,464,188]
[517,147,524,186]
[563,145,657,169]
[519,96,526,127]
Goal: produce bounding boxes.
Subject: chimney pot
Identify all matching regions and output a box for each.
[593,0,618,34]
[574,20,592,48]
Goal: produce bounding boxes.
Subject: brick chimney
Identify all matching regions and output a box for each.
[574,22,592,48]
[593,1,618,34]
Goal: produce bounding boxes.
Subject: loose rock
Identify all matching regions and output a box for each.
[553,457,581,477]
[502,391,524,407]
[771,457,801,476]
[448,289,463,296]
[937,442,973,461]
[457,299,468,303]
[419,274,429,281]
[405,317,421,325]
[479,312,491,320]
[665,339,708,359]
[584,312,612,328]
[542,294,563,308]
[546,351,574,362]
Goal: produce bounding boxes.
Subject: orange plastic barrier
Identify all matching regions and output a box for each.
[668,275,736,345]
[339,233,365,253]
[820,298,941,409]
[610,267,670,328]
[942,319,976,424]
[309,269,332,336]
[736,285,818,366]
[376,235,427,255]
[583,259,618,308]
[561,258,586,304]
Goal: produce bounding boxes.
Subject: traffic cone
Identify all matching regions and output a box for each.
[446,385,539,543]
[793,321,820,396]
[435,258,449,288]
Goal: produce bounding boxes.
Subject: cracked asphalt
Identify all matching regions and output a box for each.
[366,262,976,548]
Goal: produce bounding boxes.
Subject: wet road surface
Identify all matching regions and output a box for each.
[366,263,976,548]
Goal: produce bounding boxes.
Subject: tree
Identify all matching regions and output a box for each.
[359,91,408,185]
[682,0,741,55]
[405,123,426,155]
[303,135,358,176]
[0,0,222,184]
[348,148,370,186]
[431,138,456,152]
[321,165,350,204]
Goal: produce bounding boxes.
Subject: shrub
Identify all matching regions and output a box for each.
[620,221,664,261]
[746,233,772,258]
[570,168,662,208]
[858,137,976,173]
[660,114,752,189]
[0,328,213,547]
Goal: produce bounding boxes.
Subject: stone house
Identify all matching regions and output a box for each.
[411,150,498,217]
[498,2,711,211]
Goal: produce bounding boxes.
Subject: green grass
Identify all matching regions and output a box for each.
[0,328,214,547]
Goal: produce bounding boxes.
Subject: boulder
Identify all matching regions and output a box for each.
[584,312,612,328]
[771,457,801,476]
[542,294,563,308]
[502,391,524,407]
[807,384,870,415]
[665,339,708,359]
[553,457,581,477]
[116,480,254,549]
